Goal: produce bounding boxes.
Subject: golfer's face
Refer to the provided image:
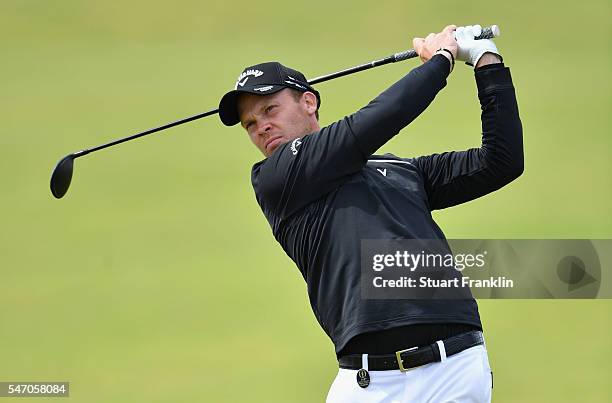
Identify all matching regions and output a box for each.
[237,89,313,157]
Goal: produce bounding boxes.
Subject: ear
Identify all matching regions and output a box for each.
[302,91,318,115]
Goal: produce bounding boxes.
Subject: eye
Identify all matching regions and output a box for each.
[265,105,277,113]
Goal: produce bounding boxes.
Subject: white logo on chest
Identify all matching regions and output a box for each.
[376,168,387,177]
[290,138,302,155]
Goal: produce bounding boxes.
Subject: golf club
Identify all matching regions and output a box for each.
[50,25,500,199]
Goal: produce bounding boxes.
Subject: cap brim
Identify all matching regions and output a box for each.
[218,85,285,126]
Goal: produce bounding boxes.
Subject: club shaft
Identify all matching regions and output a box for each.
[308,25,499,85]
[74,108,219,158]
[69,24,499,158]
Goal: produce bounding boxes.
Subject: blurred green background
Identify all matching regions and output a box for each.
[1,0,611,402]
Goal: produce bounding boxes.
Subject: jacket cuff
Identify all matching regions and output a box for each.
[429,53,452,78]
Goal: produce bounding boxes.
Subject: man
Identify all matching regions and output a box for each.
[218,25,523,403]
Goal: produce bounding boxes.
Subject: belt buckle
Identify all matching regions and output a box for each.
[395,346,418,372]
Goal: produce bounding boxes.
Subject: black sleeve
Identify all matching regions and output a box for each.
[413,63,524,211]
[252,55,452,220]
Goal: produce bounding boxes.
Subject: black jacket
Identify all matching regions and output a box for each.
[251,55,524,353]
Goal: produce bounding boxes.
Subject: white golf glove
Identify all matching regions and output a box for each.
[455,25,501,67]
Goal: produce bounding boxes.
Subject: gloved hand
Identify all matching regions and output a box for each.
[455,25,501,67]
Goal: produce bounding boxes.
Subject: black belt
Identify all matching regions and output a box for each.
[338,330,484,372]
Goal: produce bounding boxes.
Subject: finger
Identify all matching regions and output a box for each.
[465,25,478,39]
[472,24,482,37]
[455,26,466,40]
[412,37,424,52]
[443,25,457,34]
[465,25,474,39]
[444,27,457,41]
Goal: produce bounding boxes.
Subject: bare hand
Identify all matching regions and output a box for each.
[412,25,458,64]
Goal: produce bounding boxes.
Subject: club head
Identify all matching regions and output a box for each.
[50,155,75,199]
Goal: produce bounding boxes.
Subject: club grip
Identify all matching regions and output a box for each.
[393,49,418,62]
[393,25,500,62]
[477,25,500,40]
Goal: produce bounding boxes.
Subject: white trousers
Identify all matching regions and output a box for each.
[326,345,493,403]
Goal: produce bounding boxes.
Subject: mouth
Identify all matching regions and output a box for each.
[264,135,284,152]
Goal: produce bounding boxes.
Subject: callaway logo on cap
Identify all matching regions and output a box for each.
[218,62,321,126]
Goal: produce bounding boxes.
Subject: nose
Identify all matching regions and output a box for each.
[256,121,272,137]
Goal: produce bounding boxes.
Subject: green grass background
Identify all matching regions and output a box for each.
[1,0,611,401]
